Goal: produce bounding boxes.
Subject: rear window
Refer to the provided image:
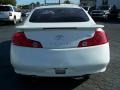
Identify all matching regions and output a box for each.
[29,8,89,22]
[0,6,13,11]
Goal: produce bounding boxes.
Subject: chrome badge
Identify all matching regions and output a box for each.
[55,34,64,40]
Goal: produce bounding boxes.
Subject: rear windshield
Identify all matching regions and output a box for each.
[0,6,12,11]
[29,8,89,22]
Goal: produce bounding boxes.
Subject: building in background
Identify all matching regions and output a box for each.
[80,0,120,9]
[96,0,120,9]
[80,0,96,7]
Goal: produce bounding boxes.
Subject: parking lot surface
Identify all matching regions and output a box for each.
[0,21,120,90]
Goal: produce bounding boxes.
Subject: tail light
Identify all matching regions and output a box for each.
[9,12,12,16]
[78,28,108,47]
[12,32,43,48]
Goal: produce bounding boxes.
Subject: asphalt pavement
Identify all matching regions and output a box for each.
[0,21,120,90]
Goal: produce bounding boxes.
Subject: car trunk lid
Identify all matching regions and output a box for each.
[16,24,104,49]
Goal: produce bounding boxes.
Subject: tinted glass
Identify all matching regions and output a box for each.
[0,6,12,11]
[97,6,109,10]
[29,8,89,22]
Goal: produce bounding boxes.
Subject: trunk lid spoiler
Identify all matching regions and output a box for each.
[16,24,104,31]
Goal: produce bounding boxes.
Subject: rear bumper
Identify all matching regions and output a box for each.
[0,17,14,22]
[11,43,110,77]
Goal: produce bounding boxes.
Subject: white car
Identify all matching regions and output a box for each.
[0,5,22,24]
[11,4,110,78]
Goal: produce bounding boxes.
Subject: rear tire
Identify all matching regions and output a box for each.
[15,74,31,81]
[12,17,17,25]
[83,75,90,79]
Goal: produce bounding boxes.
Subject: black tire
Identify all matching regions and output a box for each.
[83,75,90,79]
[15,73,31,81]
[12,17,17,25]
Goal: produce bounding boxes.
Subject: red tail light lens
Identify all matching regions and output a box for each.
[12,32,43,48]
[78,28,108,47]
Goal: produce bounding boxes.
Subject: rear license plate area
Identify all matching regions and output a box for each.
[55,68,66,74]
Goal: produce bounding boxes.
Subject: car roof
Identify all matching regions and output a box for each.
[35,4,82,9]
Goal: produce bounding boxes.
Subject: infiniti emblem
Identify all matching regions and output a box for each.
[55,34,64,40]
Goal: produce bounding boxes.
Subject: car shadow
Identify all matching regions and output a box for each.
[0,40,89,90]
[16,76,89,90]
[0,22,14,26]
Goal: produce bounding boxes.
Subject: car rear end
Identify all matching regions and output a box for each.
[90,6,111,20]
[91,10,105,18]
[11,5,110,77]
[0,5,14,22]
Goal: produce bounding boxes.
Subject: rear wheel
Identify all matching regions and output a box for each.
[12,17,17,25]
[83,75,90,79]
[15,74,31,81]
